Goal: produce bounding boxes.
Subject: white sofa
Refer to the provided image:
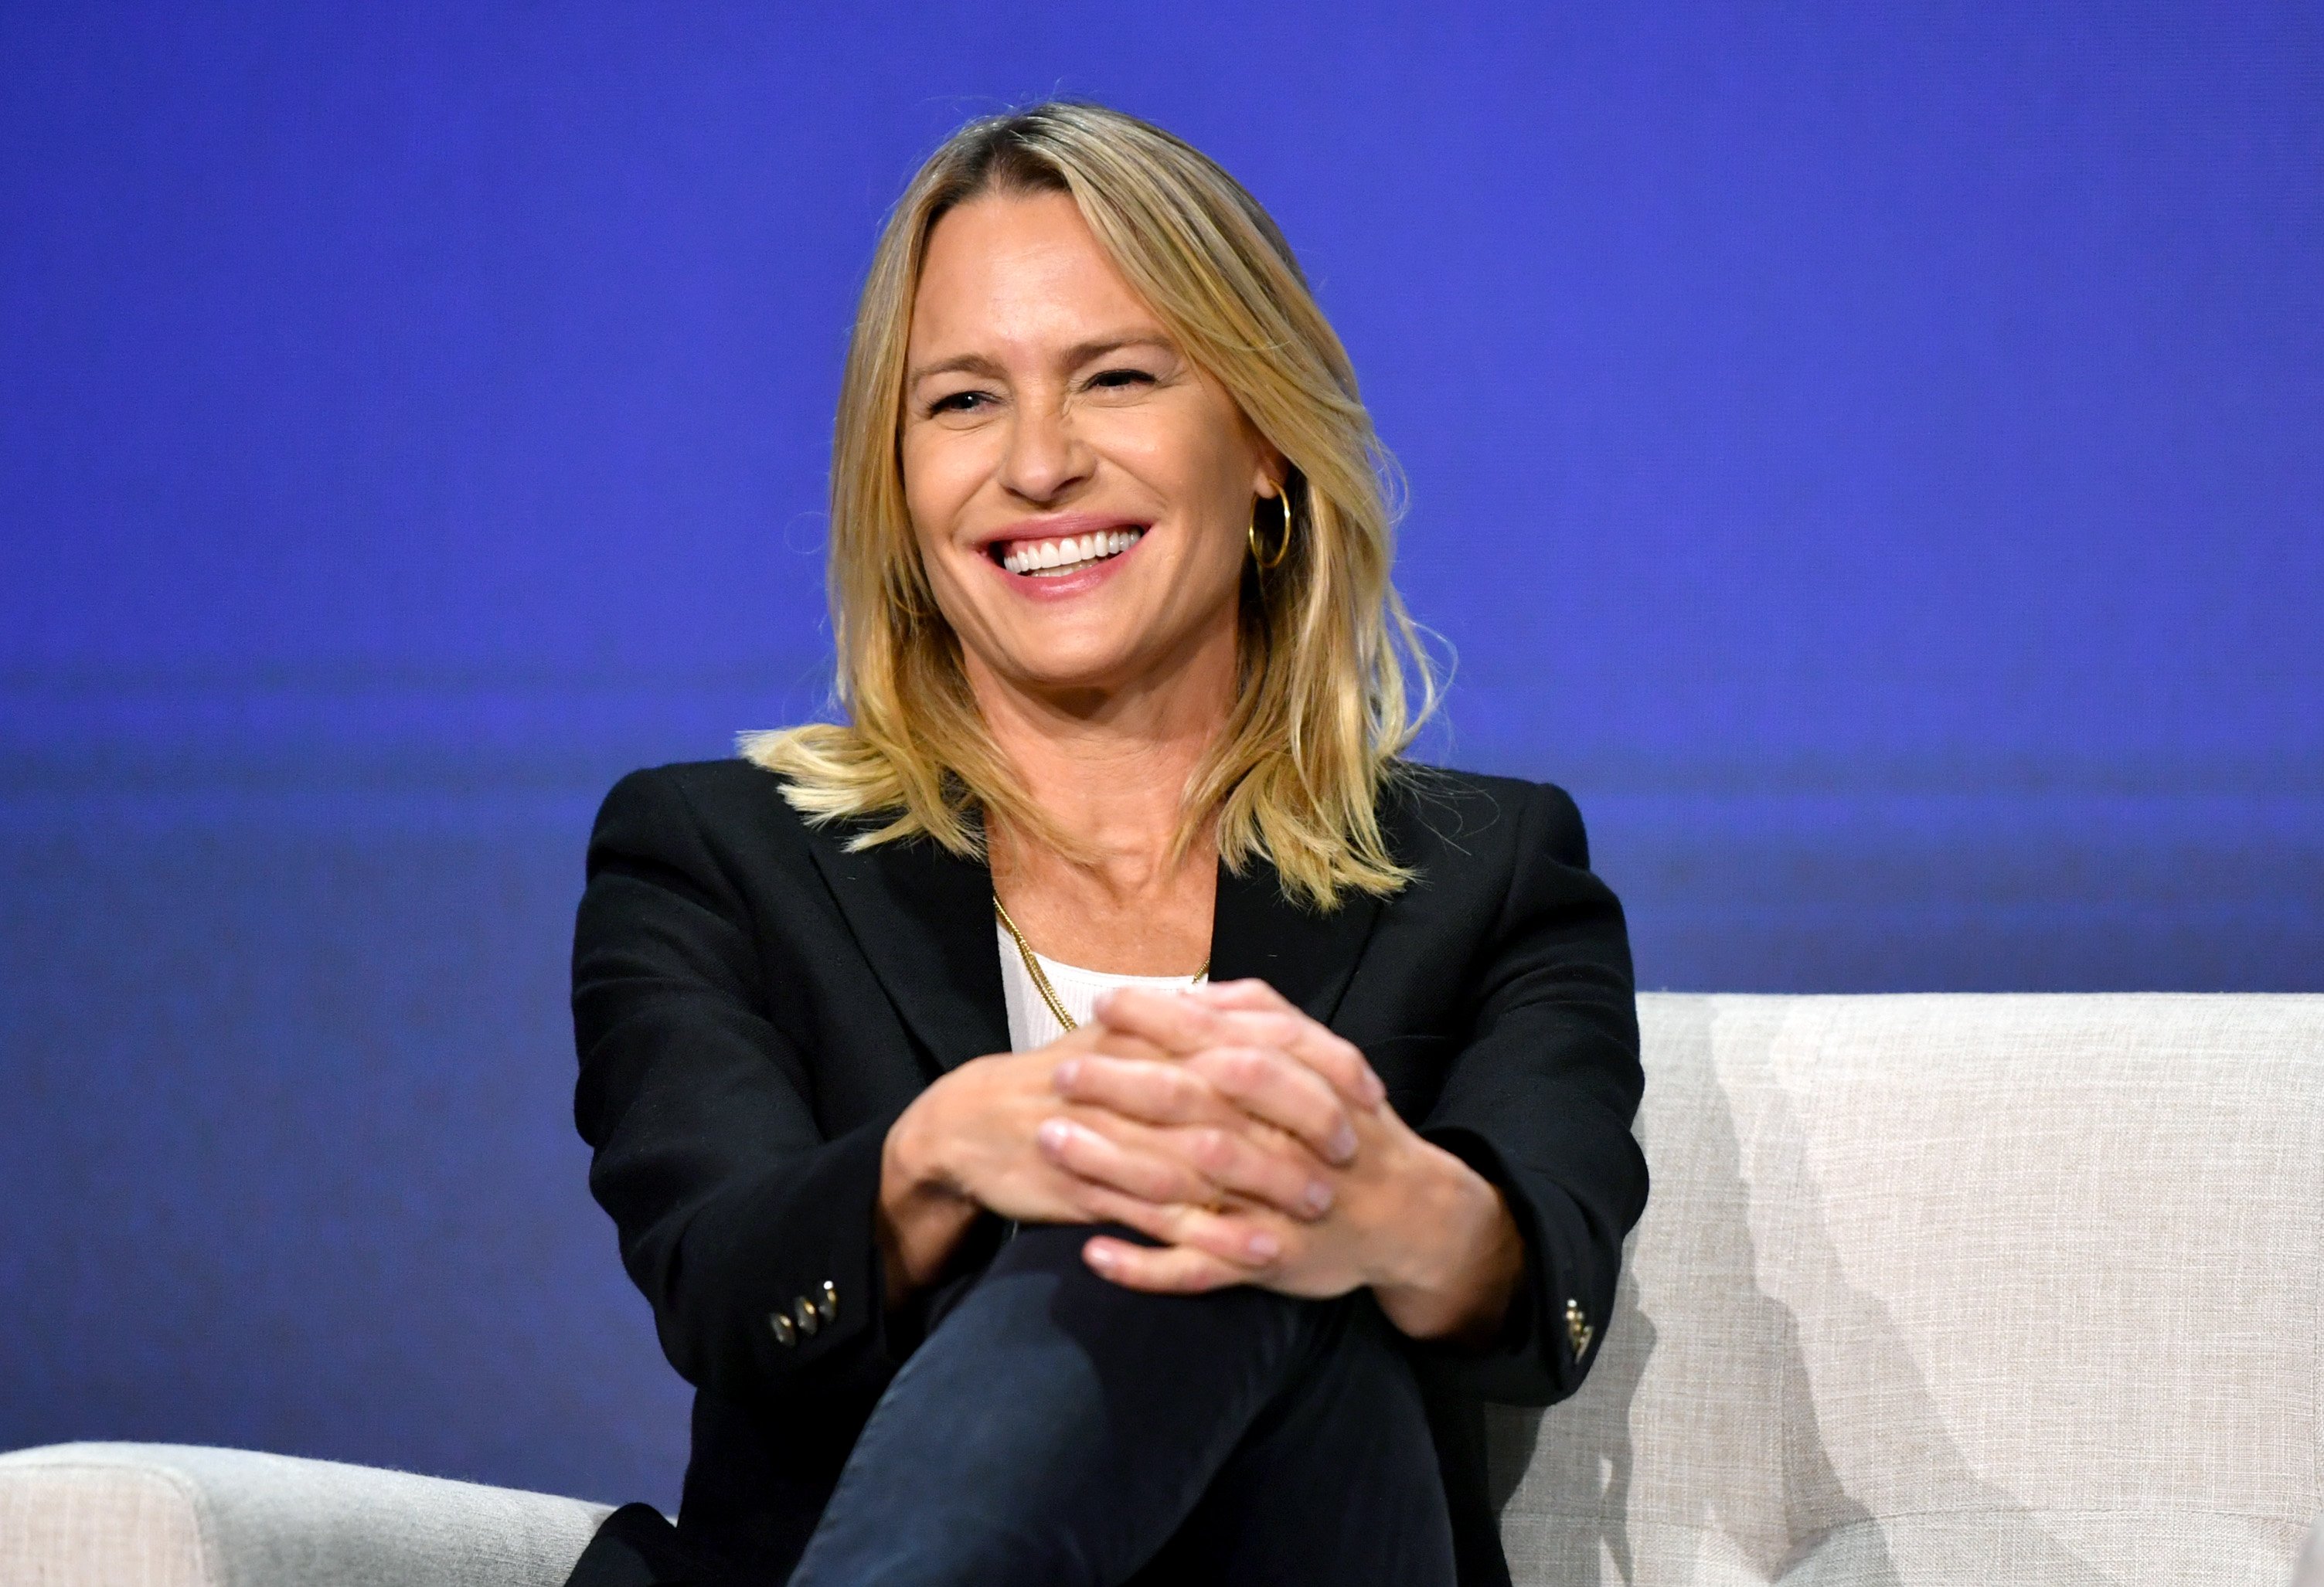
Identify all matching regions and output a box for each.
[7,994,2321,1585]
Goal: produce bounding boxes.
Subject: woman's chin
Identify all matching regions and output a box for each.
[993,655,1148,701]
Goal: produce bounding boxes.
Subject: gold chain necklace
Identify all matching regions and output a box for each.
[993,893,1209,1035]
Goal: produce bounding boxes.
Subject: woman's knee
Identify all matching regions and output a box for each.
[963,1222,1325,1377]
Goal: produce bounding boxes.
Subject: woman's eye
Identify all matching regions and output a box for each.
[927,390,990,416]
[1087,367,1156,392]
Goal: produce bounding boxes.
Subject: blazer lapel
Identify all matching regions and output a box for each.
[806,824,1010,1073]
[1208,859,1382,1030]
[805,823,1381,1061]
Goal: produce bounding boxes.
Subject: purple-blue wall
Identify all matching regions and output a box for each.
[5,4,2318,1511]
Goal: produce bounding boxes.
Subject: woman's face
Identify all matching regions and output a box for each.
[900,190,1276,705]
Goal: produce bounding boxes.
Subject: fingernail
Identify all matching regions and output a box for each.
[1246,1230,1281,1261]
[1036,1118,1071,1152]
[1327,1122,1358,1164]
[1053,1058,1080,1089]
[1086,1242,1117,1270]
[1302,1180,1333,1216]
[1363,1072,1387,1106]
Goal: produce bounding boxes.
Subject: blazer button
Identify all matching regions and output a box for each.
[793,1296,821,1337]
[769,1312,797,1347]
[818,1280,839,1323]
[1564,1298,1594,1360]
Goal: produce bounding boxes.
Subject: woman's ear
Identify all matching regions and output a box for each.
[1251,448,1288,499]
[1235,403,1286,497]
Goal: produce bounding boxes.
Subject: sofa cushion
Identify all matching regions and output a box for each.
[0,1453,207,1587]
[1490,992,2324,1585]
[0,1443,612,1587]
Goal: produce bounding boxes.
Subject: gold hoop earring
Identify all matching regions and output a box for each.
[1247,488,1292,571]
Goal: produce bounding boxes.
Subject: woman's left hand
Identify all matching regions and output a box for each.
[1043,979,1525,1345]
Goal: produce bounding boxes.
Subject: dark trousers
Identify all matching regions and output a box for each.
[788,1222,1455,1586]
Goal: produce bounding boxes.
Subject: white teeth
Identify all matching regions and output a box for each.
[999,527,1144,577]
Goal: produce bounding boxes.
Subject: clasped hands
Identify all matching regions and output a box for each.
[877,980,1521,1343]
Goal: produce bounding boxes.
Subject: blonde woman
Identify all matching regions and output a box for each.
[566,102,1645,1587]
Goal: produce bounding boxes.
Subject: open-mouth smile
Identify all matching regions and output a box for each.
[992,527,1145,578]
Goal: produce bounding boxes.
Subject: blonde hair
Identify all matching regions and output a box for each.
[743,100,1438,909]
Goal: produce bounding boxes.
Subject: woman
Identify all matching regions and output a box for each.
[567,101,1645,1587]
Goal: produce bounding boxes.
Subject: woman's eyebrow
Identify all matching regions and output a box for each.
[906,333,1176,388]
[1061,333,1174,365]
[907,352,1006,386]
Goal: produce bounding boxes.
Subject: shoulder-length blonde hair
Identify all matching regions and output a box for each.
[743,100,1437,909]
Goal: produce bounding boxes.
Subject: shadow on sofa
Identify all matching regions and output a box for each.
[1487,992,2323,1584]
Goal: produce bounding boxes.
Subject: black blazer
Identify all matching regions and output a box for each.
[571,758,1646,1587]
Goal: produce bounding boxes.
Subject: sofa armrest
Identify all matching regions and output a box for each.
[2295,1508,2324,1587]
[0,1443,614,1587]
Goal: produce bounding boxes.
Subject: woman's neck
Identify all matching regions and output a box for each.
[965,631,1231,975]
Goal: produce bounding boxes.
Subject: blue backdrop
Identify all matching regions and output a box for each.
[4,3,2318,1512]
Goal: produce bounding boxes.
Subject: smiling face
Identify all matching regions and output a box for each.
[900,189,1278,712]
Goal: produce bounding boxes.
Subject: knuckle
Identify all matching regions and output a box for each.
[1216,1050,1265,1092]
[1077,1186,1121,1223]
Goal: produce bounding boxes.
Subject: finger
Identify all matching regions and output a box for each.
[1088,984,1223,1056]
[1035,1116,1210,1207]
[1184,1045,1360,1167]
[1166,1120,1337,1221]
[1081,1236,1248,1294]
[1092,987,1383,1115]
[1068,1185,1284,1273]
[1186,977,1294,1012]
[1051,1053,1227,1127]
[1193,997,1387,1109]
[1047,1105,1332,1223]
[1080,1025,1176,1066]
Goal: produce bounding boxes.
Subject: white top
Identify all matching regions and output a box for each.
[996,919,1208,1051]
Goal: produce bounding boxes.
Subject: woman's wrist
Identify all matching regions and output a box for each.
[876,1096,979,1303]
[1369,1138,1524,1346]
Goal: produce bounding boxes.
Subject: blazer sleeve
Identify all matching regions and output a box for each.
[571,767,909,1412]
[1412,780,1647,1405]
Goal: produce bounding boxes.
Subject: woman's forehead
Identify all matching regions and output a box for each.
[910,192,1163,362]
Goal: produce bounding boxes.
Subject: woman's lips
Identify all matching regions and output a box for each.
[995,526,1144,576]
[974,521,1148,600]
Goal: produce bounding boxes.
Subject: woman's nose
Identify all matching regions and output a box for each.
[996,396,1093,504]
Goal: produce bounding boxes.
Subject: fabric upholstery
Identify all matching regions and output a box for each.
[0,1454,207,1587]
[1490,992,2324,1585]
[0,1443,610,1587]
[6,995,2318,1585]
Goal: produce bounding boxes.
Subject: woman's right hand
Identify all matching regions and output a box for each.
[875,1018,1363,1303]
